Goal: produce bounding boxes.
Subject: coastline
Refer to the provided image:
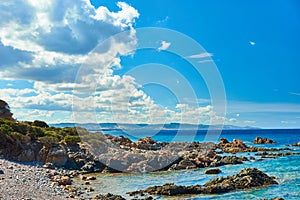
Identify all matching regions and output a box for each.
[1,119,299,199]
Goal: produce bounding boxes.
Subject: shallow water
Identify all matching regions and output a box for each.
[74,129,300,199]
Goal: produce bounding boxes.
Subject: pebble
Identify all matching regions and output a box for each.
[0,158,73,200]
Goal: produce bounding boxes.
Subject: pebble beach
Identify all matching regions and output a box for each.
[0,159,71,200]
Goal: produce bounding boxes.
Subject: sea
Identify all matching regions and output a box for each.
[74,129,300,200]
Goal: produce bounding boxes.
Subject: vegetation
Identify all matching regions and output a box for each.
[0,99,99,148]
[0,118,86,147]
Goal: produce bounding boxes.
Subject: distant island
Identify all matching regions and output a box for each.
[50,122,259,132]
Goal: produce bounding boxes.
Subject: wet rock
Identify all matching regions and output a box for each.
[204,168,277,193]
[253,137,276,144]
[204,168,222,174]
[93,193,126,200]
[131,168,277,196]
[209,155,248,167]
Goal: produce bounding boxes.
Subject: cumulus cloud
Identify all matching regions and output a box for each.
[0,0,139,81]
[158,41,171,51]
[0,1,227,125]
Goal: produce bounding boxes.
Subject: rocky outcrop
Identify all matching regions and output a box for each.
[0,100,14,121]
[253,137,276,144]
[129,168,277,196]
[291,141,300,146]
[204,168,277,193]
[217,139,289,153]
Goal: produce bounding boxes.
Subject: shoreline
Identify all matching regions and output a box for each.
[1,124,299,199]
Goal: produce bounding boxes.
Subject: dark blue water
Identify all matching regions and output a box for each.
[103,129,300,145]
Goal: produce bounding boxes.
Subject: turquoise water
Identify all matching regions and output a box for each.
[76,129,300,200]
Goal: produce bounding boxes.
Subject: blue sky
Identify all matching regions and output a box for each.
[0,0,299,128]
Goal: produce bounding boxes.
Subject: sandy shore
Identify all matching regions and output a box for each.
[0,159,72,200]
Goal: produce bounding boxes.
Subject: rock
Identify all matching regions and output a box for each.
[204,168,277,193]
[85,181,90,185]
[93,193,126,200]
[80,175,87,180]
[209,156,247,167]
[58,176,72,186]
[43,162,55,169]
[253,137,276,144]
[219,138,229,146]
[0,169,4,174]
[291,141,300,146]
[169,159,197,170]
[204,168,222,174]
[81,161,104,173]
[87,187,94,192]
[136,137,160,150]
[87,176,96,181]
[131,168,277,196]
[46,146,68,167]
[132,183,203,196]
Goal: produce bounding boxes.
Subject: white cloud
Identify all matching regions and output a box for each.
[198,59,213,64]
[0,1,229,126]
[289,92,300,96]
[156,16,169,25]
[158,41,171,51]
[187,52,213,59]
[249,41,256,46]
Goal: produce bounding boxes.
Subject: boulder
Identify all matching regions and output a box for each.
[46,145,68,167]
[253,137,276,144]
[204,168,222,174]
[0,169,4,174]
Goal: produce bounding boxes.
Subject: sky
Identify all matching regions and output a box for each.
[0,0,299,128]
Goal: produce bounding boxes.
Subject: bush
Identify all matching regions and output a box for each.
[32,120,49,128]
[64,135,81,144]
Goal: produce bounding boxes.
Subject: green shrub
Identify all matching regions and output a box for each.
[64,135,81,144]
[32,120,49,128]
[0,124,14,134]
